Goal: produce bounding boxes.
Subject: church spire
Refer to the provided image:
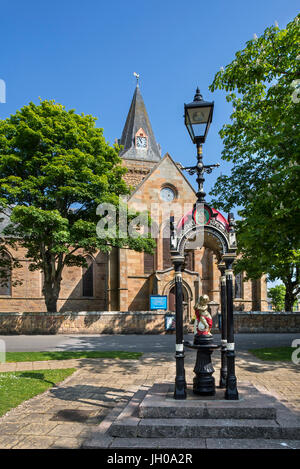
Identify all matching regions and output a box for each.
[119,82,161,162]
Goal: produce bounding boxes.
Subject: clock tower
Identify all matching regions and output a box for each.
[118,82,161,187]
[135,128,148,150]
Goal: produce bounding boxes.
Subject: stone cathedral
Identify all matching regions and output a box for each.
[0,84,267,319]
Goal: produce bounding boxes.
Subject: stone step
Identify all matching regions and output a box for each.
[103,438,300,449]
[107,384,300,442]
[139,404,277,420]
[139,382,277,420]
[110,417,300,440]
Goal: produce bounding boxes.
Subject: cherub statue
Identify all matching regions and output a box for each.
[193,295,213,337]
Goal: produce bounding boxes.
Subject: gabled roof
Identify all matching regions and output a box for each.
[119,85,161,162]
[128,152,196,201]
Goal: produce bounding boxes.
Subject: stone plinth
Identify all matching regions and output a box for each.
[139,384,277,420]
[108,382,300,440]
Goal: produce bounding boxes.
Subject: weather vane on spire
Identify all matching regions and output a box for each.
[133,72,140,85]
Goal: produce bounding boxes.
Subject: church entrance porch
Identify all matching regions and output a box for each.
[153,268,198,324]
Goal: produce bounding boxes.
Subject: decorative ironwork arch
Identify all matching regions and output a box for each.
[177,224,230,259]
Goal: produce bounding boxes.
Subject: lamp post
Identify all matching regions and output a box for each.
[183,88,218,206]
[184,87,214,146]
[181,88,220,396]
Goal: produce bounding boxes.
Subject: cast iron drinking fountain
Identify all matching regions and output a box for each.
[171,87,238,400]
[184,295,220,396]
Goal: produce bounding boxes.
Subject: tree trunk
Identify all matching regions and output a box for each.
[284,279,296,312]
[43,279,61,312]
[42,252,63,313]
[44,292,58,313]
[284,289,296,312]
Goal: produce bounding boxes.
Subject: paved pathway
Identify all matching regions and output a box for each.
[0,351,299,449]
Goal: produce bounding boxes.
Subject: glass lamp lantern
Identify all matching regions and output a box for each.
[184,88,214,144]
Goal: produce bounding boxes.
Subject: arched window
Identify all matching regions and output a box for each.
[234,272,243,299]
[0,251,12,296]
[82,256,94,297]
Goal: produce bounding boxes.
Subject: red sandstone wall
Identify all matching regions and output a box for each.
[0,311,298,335]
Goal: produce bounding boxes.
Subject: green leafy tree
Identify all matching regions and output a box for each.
[0,99,155,311]
[209,15,300,311]
[268,285,286,311]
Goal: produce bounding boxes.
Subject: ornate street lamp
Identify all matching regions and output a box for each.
[183,89,219,205]
[184,87,214,145]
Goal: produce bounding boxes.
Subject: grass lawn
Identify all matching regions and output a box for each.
[0,368,75,417]
[5,350,142,363]
[250,346,294,361]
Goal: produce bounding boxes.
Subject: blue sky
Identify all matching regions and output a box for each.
[0,0,298,205]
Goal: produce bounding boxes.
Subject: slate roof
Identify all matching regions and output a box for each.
[119,85,161,162]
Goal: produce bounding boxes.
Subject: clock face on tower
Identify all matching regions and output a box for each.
[136,136,147,148]
[135,128,148,150]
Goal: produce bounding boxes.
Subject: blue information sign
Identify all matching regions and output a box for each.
[150,295,168,310]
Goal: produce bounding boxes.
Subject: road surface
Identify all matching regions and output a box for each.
[0,333,298,353]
